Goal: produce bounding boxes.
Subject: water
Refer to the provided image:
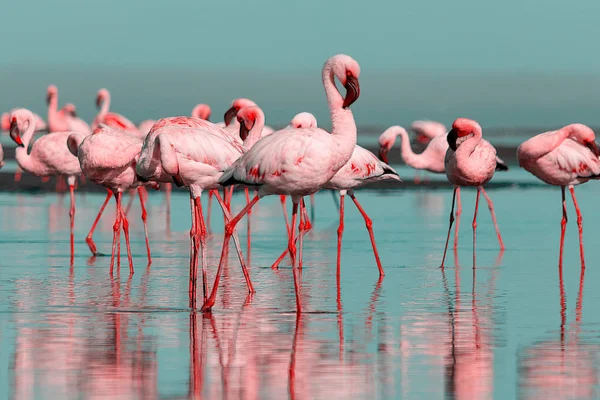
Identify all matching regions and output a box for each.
[1,170,600,399]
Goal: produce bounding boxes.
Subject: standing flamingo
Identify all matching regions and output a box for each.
[93,89,141,136]
[517,124,600,269]
[440,118,505,268]
[201,54,362,314]
[136,115,258,308]
[68,124,153,274]
[46,85,91,134]
[411,120,447,145]
[9,108,82,263]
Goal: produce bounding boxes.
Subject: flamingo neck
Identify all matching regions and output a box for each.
[322,65,357,156]
[47,93,59,132]
[15,114,37,170]
[397,128,421,167]
[243,117,265,151]
[137,129,161,175]
[94,94,111,127]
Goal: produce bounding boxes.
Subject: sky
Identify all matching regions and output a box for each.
[2,0,600,127]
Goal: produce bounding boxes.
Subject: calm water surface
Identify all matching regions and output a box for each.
[1,168,600,399]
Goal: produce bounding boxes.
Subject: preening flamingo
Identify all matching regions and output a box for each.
[2,110,46,132]
[136,114,258,308]
[68,125,153,274]
[223,98,275,138]
[93,88,141,136]
[517,123,600,268]
[411,120,447,145]
[46,85,91,134]
[10,108,82,263]
[201,54,362,314]
[440,118,505,268]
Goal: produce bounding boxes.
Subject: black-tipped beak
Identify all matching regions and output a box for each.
[95,95,102,109]
[447,128,458,151]
[342,75,360,109]
[10,119,24,147]
[586,141,600,157]
[378,147,389,163]
[239,119,250,141]
[69,109,78,118]
[224,106,238,126]
[46,93,52,105]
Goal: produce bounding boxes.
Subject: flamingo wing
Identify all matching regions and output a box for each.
[80,128,143,170]
[338,145,399,180]
[549,138,600,178]
[30,132,81,175]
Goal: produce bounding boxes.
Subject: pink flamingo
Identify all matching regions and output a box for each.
[9,108,82,263]
[191,104,212,121]
[201,54,362,314]
[93,88,141,136]
[517,123,600,268]
[411,120,447,144]
[136,114,259,308]
[1,109,46,132]
[46,85,91,134]
[68,124,154,274]
[440,118,505,268]
[223,98,275,138]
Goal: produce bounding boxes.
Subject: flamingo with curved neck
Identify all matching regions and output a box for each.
[93,88,140,135]
[441,118,505,268]
[191,104,212,121]
[46,85,91,134]
[10,108,82,263]
[202,54,361,313]
[223,98,275,137]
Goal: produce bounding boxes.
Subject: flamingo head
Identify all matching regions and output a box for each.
[224,98,258,126]
[46,84,58,105]
[377,126,405,163]
[192,104,212,121]
[9,117,24,147]
[290,112,318,129]
[236,106,261,141]
[96,88,109,108]
[328,54,361,109]
[564,124,599,157]
[447,118,482,151]
[63,103,77,117]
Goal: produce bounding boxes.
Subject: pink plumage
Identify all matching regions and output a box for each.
[92,88,141,136]
[46,85,91,134]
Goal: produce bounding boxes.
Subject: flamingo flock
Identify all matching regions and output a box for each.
[1,53,598,314]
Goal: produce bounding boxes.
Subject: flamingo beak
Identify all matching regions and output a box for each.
[447,128,458,151]
[586,141,600,157]
[10,119,24,147]
[224,106,238,126]
[69,109,78,118]
[95,95,102,109]
[239,119,250,141]
[342,75,360,109]
[378,147,389,163]
[416,134,430,144]
[46,92,52,105]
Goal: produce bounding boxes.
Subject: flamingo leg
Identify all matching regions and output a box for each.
[245,187,252,257]
[349,192,384,276]
[472,187,481,268]
[207,190,213,233]
[336,191,345,276]
[86,189,111,256]
[120,194,134,275]
[569,186,586,269]
[137,187,152,265]
[201,194,259,312]
[289,201,302,314]
[194,197,208,304]
[14,166,22,182]
[480,187,504,250]
[298,200,306,270]
[189,194,198,308]
[213,191,255,293]
[453,187,461,250]
[302,199,312,232]
[109,192,122,275]
[68,181,76,265]
[280,195,290,237]
[440,186,457,268]
[559,186,568,269]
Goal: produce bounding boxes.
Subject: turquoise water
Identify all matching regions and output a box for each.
[0,171,599,399]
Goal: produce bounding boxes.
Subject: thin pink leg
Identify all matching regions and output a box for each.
[349,192,385,276]
[86,190,111,256]
[109,192,122,275]
[213,191,254,293]
[189,195,198,308]
[336,192,345,277]
[472,187,481,268]
[453,187,461,250]
[138,188,152,264]
[302,200,312,232]
[271,197,312,270]
[559,186,567,269]
[201,195,260,312]
[281,195,290,237]
[440,187,457,268]
[289,201,302,314]
[120,196,134,275]
[245,187,252,257]
[14,166,22,182]
[569,186,586,269]
[481,187,504,250]
[195,197,208,303]
[207,190,213,233]
[298,199,306,270]
[69,183,76,265]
